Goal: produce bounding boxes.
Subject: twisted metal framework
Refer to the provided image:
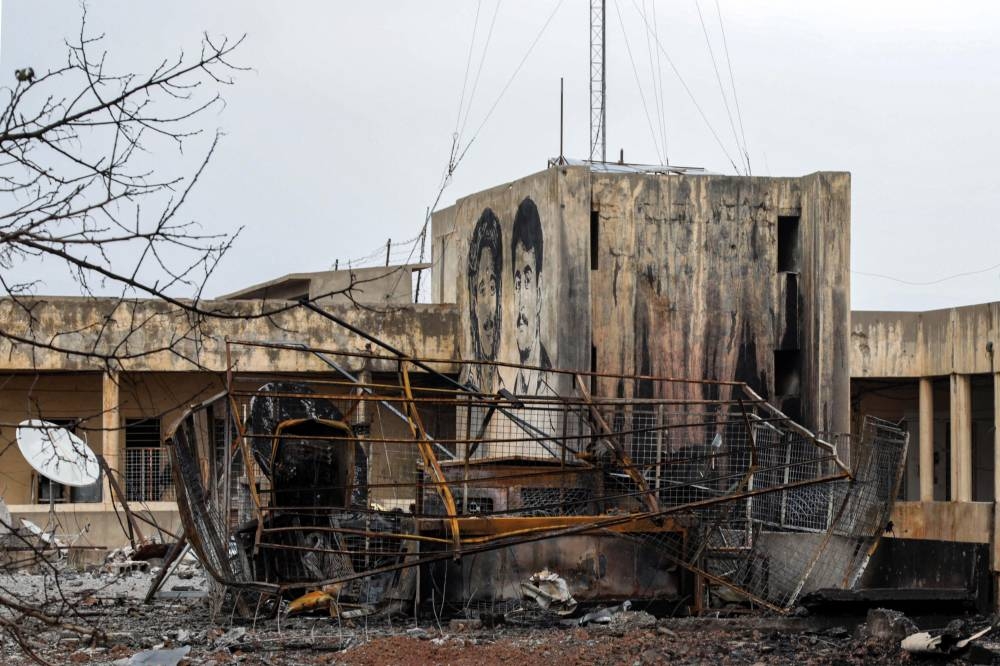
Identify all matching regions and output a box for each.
[168,340,906,617]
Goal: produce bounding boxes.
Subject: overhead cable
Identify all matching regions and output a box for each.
[458,0,502,145]
[455,0,567,166]
[641,0,667,164]
[453,0,484,140]
[613,0,664,165]
[694,0,746,174]
[651,0,670,164]
[714,0,750,174]
[631,0,741,174]
[853,262,1000,286]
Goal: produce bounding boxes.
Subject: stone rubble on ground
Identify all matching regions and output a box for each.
[2,560,1000,665]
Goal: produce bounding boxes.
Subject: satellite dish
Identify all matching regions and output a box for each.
[16,419,100,487]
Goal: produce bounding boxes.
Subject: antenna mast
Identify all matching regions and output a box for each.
[590,0,606,163]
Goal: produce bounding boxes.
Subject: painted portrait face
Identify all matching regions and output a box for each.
[475,246,498,360]
[467,208,502,368]
[513,242,540,361]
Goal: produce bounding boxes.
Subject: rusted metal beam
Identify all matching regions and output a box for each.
[418,515,683,535]
[143,535,187,604]
[401,363,462,554]
[97,455,146,548]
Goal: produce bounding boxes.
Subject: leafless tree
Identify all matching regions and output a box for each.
[0,4,253,369]
[0,7,254,661]
[0,7,420,659]
[0,2,405,369]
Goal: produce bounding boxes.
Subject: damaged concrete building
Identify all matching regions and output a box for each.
[431,162,850,435]
[1,160,984,614]
[0,267,452,545]
[851,303,1000,606]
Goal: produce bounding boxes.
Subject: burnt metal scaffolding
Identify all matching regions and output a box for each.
[168,339,906,619]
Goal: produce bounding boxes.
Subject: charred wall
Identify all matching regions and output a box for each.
[432,167,850,434]
[589,171,850,435]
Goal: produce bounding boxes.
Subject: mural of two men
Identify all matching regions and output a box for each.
[466,196,554,398]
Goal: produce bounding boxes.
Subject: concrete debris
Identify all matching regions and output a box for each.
[859,608,918,643]
[170,550,202,581]
[520,569,577,615]
[0,497,12,535]
[211,626,247,649]
[106,546,135,563]
[124,645,191,666]
[1,563,992,666]
[562,600,632,627]
[20,517,67,550]
[105,546,152,574]
[901,619,998,658]
[342,605,378,619]
[168,629,191,644]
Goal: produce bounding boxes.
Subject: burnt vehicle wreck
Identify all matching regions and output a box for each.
[167,336,907,621]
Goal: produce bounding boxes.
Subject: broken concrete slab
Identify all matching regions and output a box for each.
[859,608,918,643]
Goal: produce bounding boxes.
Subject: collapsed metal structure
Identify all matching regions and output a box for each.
[168,337,907,619]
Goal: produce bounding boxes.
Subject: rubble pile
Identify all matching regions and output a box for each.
[2,566,998,666]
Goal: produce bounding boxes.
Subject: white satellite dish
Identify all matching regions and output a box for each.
[16,419,100,487]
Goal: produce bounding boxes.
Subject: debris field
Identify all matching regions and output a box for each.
[4,562,1000,665]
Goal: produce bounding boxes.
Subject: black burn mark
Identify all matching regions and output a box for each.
[734,319,768,398]
[635,314,654,400]
[612,255,621,307]
[701,345,721,406]
[612,377,626,435]
[750,217,760,262]
[700,253,722,403]
[641,263,661,297]
[780,273,799,350]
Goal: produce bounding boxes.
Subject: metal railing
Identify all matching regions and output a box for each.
[124,447,174,502]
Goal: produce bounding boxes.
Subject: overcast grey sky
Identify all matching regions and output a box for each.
[2,1,998,311]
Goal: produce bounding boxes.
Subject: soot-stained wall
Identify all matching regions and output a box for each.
[433,167,850,436]
[590,171,850,435]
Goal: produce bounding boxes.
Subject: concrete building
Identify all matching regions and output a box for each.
[1,160,855,554]
[432,162,851,435]
[0,293,458,545]
[220,264,430,306]
[852,302,1000,598]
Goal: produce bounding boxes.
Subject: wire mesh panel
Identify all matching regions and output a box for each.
[124,447,175,502]
[166,341,906,618]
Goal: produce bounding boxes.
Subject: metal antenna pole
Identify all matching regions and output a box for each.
[557,77,567,165]
[590,0,606,163]
[559,77,564,160]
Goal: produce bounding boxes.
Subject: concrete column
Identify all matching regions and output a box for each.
[995,372,1000,503]
[949,373,972,502]
[919,377,934,502]
[101,371,121,507]
[992,373,1000,580]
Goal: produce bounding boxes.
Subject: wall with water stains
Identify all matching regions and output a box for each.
[589,170,850,435]
[0,297,460,374]
[852,303,1000,378]
[433,167,851,435]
